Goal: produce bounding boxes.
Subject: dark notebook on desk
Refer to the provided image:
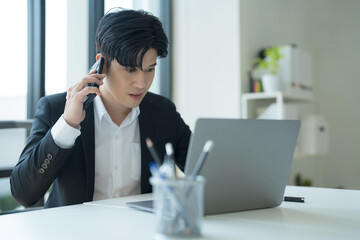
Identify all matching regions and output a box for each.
[127,118,300,215]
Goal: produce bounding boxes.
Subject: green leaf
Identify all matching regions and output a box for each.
[253,46,284,75]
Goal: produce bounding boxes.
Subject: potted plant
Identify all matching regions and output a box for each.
[254,46,283,92]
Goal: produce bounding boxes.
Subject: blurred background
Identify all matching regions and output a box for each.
[1,0,359,213]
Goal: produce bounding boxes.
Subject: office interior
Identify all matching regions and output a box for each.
[0,0,359,215]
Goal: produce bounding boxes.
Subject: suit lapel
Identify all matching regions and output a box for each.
[80,103,95,201]
[139,97,156,193]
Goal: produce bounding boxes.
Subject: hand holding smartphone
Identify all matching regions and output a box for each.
[83,57,105,110]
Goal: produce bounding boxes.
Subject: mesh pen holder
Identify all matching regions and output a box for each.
[150,176,206,239]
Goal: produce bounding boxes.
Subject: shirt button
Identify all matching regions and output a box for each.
[115,165,119,170]
[42,163,48,169]
[115,135,119,140]
[38,168,45,174]
[47,154,53,160]
[44,159,51,164]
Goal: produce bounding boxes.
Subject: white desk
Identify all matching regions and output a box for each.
[1,186,359,239]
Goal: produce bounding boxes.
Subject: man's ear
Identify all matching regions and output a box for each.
[96,53,106,74]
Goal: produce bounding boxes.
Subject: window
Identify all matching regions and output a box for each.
[45,0,67,95]
[0,1,28,214]
[105,0,133,11]
[0,0,28,121]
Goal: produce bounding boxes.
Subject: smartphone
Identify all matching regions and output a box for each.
[83,57,105,110]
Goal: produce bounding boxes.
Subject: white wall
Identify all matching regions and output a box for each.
[172,0,241,130]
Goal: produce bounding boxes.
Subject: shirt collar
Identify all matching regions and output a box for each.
[93,96,140,127]
[93,95,108,123]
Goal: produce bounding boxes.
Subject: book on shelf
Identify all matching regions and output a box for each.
[248,68,263,93]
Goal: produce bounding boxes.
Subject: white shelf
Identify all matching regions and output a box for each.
[241,91,316,119]
[242,91,316,102]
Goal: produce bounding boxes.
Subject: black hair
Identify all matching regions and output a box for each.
[95,8,168,70]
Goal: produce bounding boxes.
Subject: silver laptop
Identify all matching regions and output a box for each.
[127,118,300,215]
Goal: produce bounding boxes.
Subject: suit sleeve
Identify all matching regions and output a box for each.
[10,97,74,207]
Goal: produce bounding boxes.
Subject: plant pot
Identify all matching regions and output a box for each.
[261,74,281,92]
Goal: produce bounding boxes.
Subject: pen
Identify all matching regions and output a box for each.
[189,140,214,179]
[284,196,305,203]
[145,138,162,167]
[165,142,174,159]
[170,140,214,233]
[183,140,213,199]
[159,143,176,178]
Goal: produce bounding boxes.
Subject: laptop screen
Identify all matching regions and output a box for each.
[184,118,300,214]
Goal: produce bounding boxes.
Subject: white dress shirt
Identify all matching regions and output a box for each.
[51,96,141,201]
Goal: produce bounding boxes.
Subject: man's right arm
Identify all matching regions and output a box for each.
[10,69,104,207]
[10,96,75,207]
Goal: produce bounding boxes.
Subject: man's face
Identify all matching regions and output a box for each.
[100,48,157,110]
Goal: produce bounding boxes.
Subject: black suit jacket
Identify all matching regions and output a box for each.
[10,92,191,208]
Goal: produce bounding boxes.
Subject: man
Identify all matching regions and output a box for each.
[10,9,191,208]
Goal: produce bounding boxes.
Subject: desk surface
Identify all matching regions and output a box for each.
[1,186,359,240]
